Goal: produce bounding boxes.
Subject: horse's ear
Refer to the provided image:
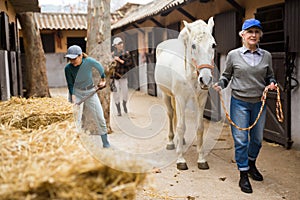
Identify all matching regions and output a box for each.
[207,17,214,33]
[178,20,190,44]
[183,20,188,27]
[183,20,191,33]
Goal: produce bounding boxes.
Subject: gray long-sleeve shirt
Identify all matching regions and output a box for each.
[218,47,276,103]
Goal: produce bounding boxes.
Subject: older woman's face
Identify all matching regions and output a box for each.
[242,27,262,47]
[69,54,82,67]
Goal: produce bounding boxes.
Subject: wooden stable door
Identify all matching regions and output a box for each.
[264,53,292,149]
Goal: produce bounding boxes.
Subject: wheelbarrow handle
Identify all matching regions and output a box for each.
[75,85,105,105]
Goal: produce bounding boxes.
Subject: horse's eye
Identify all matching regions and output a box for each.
[212,43,217,48]
[192,44,196,49]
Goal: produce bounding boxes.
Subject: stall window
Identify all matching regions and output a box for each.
[41,33,55,53]
[255,4,285,52]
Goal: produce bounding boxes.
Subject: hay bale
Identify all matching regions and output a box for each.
[0,97,73,129]
[0,97,146,200]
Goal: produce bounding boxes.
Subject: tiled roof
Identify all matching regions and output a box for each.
[31,1,190,30]
[111,0,190,30]
[33,13,87,30]
[33,12,123,30]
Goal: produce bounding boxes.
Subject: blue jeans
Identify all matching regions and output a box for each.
[230,96,266,171]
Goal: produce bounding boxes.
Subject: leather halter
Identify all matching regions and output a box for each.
[196,64,214,70]
[191,58,214,75]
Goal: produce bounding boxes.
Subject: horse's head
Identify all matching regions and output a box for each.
[179,17,216,90]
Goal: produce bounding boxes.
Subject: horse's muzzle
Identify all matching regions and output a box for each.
[200,85,209,90]
[199,76,212,90]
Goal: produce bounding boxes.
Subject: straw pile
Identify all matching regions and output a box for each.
[0,97,146,200]
[0,97,73,129]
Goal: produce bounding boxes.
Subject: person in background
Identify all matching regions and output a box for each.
[64,45,110,148]
[111,37,133,116]
[213,19,277,193]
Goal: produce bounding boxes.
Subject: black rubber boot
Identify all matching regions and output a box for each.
[100,133,110,148]
[239,171,253,193]
[248,160,263,181]
[116,103,121,116]
[123,100,128,113]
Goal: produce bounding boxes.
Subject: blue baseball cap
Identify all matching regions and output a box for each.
[65,45,82,59]
[242,19,262,30]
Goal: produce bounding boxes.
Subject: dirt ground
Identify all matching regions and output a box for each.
[50,88,300,200]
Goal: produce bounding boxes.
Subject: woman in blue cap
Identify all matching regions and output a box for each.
[64,45,110,148]
[213,19,277,193]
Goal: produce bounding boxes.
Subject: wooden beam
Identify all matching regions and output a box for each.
[150,18,164,27]
[131,24,145,34]
[177,7,196,21]
[137,19,146,24]
[161,10,172,17]
[119,24,145,34]
[226,0,245,17]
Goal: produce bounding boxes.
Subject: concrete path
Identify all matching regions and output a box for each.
[50,88,300,200]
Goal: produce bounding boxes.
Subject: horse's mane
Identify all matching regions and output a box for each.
[178,18,214,46]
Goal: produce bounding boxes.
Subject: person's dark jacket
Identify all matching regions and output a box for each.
[112,51,133,79]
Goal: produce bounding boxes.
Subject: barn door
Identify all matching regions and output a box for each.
[0,50,10,100]
[125,33,139,90]
[147,28,164,96]
[206,11,241,121]
[263,53,292,149]
[256,3,293,149]
[146,52,156,96]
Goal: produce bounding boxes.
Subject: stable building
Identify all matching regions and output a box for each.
[0,0,40,100]
[111,0,300,150]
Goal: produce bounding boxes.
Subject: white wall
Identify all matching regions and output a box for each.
[45,53,68,88]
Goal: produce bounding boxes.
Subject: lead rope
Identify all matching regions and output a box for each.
[218,86,284,131]
[275,87,284,123]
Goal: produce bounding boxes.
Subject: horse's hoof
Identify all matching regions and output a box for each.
[198,162,209,170]
[177,163,188,170]
[166,144,175,150]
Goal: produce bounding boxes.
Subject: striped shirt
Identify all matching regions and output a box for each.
[240,46,263,66]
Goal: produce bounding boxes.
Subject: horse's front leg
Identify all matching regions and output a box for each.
[163,94,176,150]
[196,119,209,169]
[175,97,188,170]
[196,93,209,170]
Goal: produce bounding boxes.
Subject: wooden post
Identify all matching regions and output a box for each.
[17,12,50,98]
[87,0,113,133]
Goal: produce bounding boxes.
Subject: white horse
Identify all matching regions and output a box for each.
[155,17,216,170]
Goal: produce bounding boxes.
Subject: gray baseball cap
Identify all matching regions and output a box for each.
[112,37,123,46]
[65,45,82,59]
